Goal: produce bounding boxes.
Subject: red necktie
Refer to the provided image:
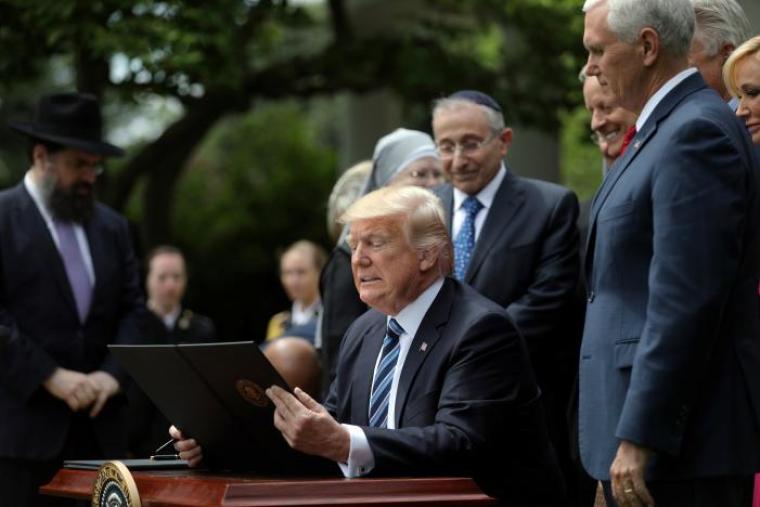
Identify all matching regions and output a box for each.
[620,126,637,155]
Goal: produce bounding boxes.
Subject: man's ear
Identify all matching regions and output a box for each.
[32,144,48,168]
[418,248,438,272]
[640,27,660,67]
[719,42,736,64]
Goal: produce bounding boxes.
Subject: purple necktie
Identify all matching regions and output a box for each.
[54,220,92,322]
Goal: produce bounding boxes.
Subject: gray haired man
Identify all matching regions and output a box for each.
[582,0,760,505]
[688,0,751,104]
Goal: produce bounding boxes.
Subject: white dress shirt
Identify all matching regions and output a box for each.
[451,164,506,242]
[291,299,321,326]
[338,277,445,478]
[24,171,96,286]
[636,67,698,132]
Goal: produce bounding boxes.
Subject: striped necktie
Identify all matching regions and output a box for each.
[368,318,405,428]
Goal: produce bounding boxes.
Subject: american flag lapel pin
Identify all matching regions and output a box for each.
[420,342,428,352]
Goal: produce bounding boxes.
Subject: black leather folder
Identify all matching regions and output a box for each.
[109,341,333,474]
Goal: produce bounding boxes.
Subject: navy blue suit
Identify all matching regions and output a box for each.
[580,72,760,481]
[324,277,564,504]
[0,182,144,461]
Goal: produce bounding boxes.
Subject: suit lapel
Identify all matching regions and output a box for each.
[350,317,386,426]
[83,211,106,324]
[466,171,524,282]
[584,126,655,280]
[15,184,80,317]
[438,185,455,234]
[394,278,453,427]
[585,72,708,281]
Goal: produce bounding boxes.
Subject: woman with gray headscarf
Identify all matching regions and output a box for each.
[317,128,443,396]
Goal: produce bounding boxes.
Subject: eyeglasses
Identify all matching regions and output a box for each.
[50,152,105,176]
[409,168,443,181]
[436,133,499,160]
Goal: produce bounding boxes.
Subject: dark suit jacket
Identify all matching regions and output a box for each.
[436,171,580,389]
[127,308,216,457]
[0,182,144,460]
[580,72,760,480]
[323,277,564,504]
[318,242,367,396]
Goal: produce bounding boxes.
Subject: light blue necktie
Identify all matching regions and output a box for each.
[368,318,404,428]
[453,196,483,280]
[54,220,93,323]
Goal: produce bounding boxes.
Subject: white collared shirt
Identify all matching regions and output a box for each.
[636,67,699,132]
[339,277,445,478]
[451,163,506,242]
[162,306,182,330]
[24,171,96,285]
[291,299,321,326]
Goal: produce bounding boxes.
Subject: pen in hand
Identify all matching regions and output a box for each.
[150,437,180,460]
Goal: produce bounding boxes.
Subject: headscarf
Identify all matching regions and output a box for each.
[360,128,438,196]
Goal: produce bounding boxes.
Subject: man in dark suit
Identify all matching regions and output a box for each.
[127,245,215,458]
[172,185,564,504]
[0,93,144,506]
[581,1,760,505]
[431,89,580,498]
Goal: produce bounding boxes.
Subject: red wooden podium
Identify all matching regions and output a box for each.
[41,468,497,506]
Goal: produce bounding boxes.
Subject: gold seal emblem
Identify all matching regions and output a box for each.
[236,378,269,407]
[91,461,141,507]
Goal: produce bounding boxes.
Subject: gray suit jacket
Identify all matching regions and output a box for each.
[580,72,760,480]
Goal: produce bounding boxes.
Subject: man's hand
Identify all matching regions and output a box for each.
[87,371,120,418]
[266,385,350,463]
[610,440,655,507]
[169,425,203,467]
[43,367,97,412]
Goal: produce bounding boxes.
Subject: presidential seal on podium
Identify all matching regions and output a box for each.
[91,461,141,507]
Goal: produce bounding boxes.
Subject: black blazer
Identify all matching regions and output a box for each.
[0,182,144,460]
[323,278,565,504]
[318,242,367,396]
[436,171,580,386]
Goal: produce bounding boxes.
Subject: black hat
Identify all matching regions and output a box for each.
[8,92,124,157]
[448,90,503,113]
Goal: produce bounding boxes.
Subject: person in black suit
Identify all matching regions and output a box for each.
[126,245,215,458]
[0,92,144,506]
[172,185,564,504]
[432,90,580,498]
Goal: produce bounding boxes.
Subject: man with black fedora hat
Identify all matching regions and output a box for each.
[0,92,144,506]
[431,90,581,503]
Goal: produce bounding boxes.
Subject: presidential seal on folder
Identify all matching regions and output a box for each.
[91,460,141,507]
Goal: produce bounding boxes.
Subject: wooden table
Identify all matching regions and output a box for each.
[42,468,497,506]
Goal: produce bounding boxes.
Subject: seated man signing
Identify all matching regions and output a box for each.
[171,186,563,504]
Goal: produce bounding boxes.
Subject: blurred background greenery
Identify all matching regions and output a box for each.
[0,0,648,339]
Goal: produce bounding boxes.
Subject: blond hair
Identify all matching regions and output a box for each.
[340,185,453,276]
[724,36,760,99]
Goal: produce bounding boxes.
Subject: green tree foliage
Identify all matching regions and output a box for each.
[0,0,591,338]
[171,102,335,339]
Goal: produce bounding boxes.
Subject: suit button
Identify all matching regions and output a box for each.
[587,291,595,303]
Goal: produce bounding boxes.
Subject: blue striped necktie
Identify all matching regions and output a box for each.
[368,318,405,428]
[453,196,483,280]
